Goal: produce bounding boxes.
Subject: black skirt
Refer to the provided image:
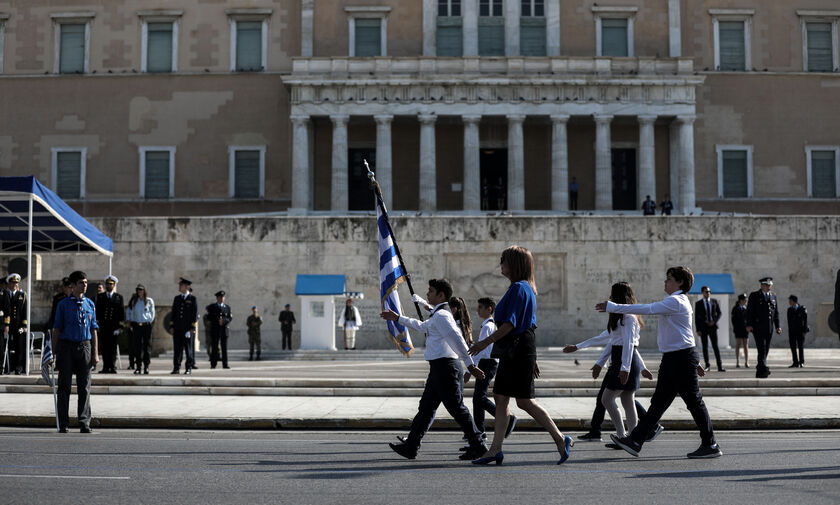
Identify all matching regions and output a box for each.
[604,345,642,392]
[492,328,537,399]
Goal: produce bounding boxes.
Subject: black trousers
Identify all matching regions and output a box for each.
[132,323,152,369]
[629,348,716,448]
[699,328,723,370]
[406,358,482,451]
[589,370,654,436]
[8,324,26,372]
[99,323,119,371]
[789,333,805,365]
[210,331,229,368]
[753,332,773,374]
[472,358,498,434]
[172,326,195,370]
[281,328,292,350]
[56,340,92,429]
[570,192,578,210]
[1,331,10,373]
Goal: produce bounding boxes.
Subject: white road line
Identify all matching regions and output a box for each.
[0,474,129,480]
[0,452,170,458]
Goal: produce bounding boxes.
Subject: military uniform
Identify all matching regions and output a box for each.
[6,282,28,374]
[279,308,296,350]
[746,279,780,378]
[0,284,9,374]
[246,310,263,360]
[787,303,809,367]
[206,292,232,369]
[95,279,125,374]
[170,278,198,374]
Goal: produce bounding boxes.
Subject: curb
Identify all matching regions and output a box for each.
[2,415,838,431]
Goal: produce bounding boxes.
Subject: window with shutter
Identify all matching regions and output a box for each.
[807,23,833,72]
[59,24,85,73]
[144,151,171,199]
[56,151,82,199]
[147,22,173,73]
[722,150,748,198]
[719,21,745,71]
[811,150,837,198]
[520,17,546,56]
[601,18,628,57]
[355,18,382,57]
[236,21,262,71]
[235,150,261,198]
[437,19,463,56]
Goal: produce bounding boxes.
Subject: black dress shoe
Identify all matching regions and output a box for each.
[459,444,488,460]
[185,369,192,375]
[170,369,180,375]
[718,368,726,372]
[396,435,407,443]
[389,442,417,460]
[58,427,68,433]
[80,426,93,434]
[788,363,799,368]
[704,364,710,372]
[610,434,642,457]
[133,369,141,375]
[223,366,231,369]
[144,369,149,375]
[192,365,199,370]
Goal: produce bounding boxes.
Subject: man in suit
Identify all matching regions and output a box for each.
[206,290,233,369]
[169,277,198,375]
[746,277,781,378]
[95,275,125,374]
[278,304,296,350]
[786,295,809,368]
[695,286,725,372]
[5,274,27,375]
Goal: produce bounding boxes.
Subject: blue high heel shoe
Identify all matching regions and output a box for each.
[557,435,573,465]
[472,451,504,465]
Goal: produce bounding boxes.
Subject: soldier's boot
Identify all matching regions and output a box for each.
[256,351,261,361]
[248,351,253,361]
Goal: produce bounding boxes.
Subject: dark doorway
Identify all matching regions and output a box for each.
[611,148,637,210]
[348,148,376,211]
[480,148,508,210]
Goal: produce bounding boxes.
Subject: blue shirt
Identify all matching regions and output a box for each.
[53,296,98,342]
[494,281,537,335]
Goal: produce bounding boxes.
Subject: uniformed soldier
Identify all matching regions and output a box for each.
[95,275,125,374]
[206,290,232,369]
[5,274,27,375]
[0,277,9,374]
[786,295,809,368]
[246,306,263,361]
[169,277,198,374]
[746,277,781,379]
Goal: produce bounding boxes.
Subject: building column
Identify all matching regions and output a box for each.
[463,115,481,211]
[550,114,569,211]
[594,114,614,210]
[290,114,311,212]
[669,121,680,210]
[301,0,314,57]
[375,114,394,210]
[422,0,436,55]
[330,115,349,212]
[463,0,478,56]
[545,0,561,56]
[418,113,437,211]
[677,115,696,214]
[668,0,681,57]
[638,115,657,207]
[507,114,526,211]
[504,0,520,56]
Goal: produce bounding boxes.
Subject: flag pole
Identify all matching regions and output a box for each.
[365,160,425,322]
[51,361,58,432]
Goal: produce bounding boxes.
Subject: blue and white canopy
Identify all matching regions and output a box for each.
[0,176,113,255]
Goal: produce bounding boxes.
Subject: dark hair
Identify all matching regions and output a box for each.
[69,271,88,284]
[789,294,798,303]
[501,245,537,295]
[666,266,693,293]
[738,293,747,301]
[449,297,473,346]
[607,282,644,332]
[701,285,710,292]
[477,297,496,312]
[128,287,149,309]
[428,278,453,301]
[61,277,72,287]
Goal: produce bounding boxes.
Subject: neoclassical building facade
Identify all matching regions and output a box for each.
[0,0,838,216]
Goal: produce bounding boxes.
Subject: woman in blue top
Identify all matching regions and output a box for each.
[469,245,573,465]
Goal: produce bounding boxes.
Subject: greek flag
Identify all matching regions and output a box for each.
[41,335,54,388]
[377,200,414,357]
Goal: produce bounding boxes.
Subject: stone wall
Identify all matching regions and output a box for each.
[18,215,840,351]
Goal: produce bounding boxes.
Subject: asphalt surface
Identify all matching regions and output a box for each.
[1,428,837,505]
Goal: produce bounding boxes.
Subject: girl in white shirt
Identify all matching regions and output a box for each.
[597,282,645,440]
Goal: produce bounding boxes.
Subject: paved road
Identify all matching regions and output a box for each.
[1,428,837,505]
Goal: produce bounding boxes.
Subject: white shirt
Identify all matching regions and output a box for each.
[576,321,646,371]
[338,306,362,330]
[473,317,498,362]
[126,298,155,323]
[607,290,696,353]
[399,303,474,367]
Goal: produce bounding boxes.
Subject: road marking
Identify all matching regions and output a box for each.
[0,451,170,458]
[0,474,129,480]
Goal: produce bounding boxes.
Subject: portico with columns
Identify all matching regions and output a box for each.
[283,57,704,214]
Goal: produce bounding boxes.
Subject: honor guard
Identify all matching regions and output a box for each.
[95,275,125,374]
[170,277,198,374]
[206,290,233,369]
[246,306,263,361]
[746,277,781,379]
[0,277,9,374]
[5,274,27,375]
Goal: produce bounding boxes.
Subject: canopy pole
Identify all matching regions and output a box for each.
[109,256,112,276]
[25,195,32,376]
